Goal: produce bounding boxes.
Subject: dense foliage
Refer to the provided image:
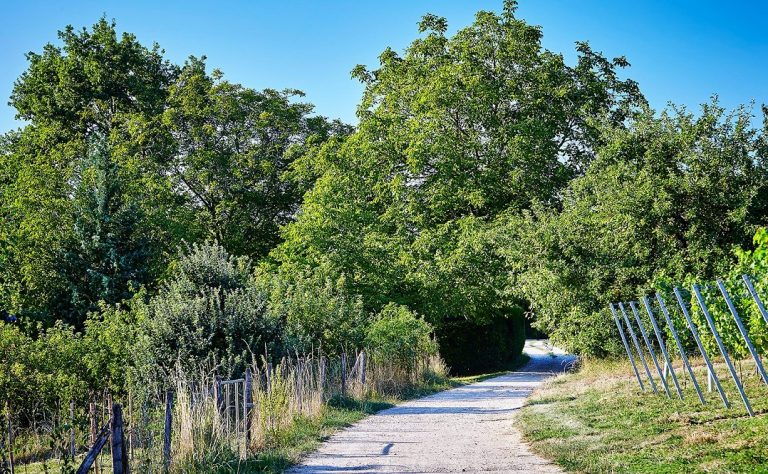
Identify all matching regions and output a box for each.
[137,242,280,382]
[272,1,643,368]
[0,19,342,327]
[365,303,437,371]
[520,104,768,355]
[3,4,768,452]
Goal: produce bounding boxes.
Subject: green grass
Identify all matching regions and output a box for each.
[517,357,768,473]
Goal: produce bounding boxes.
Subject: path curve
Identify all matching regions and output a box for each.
[288,339,576,473]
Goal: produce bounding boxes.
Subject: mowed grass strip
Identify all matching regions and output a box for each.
[517,358,768,473]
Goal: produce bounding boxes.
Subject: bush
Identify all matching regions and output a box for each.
[435,307,526,375]
[262,265,367,355]
[364,303,436,371]
[138,242,281,382]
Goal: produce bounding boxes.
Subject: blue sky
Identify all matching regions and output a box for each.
[1,1,767,133]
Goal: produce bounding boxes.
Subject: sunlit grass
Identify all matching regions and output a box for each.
[517,356,768,473]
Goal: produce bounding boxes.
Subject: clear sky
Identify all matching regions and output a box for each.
[1,1,767,133]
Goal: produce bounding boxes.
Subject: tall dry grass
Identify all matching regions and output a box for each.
[163,352,447,472]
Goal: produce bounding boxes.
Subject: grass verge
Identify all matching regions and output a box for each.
[517,357,768,473]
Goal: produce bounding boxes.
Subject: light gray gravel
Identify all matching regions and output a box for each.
[288,339,576,473]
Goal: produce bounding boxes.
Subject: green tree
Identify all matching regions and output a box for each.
[138,242,280,382]
[11,17,176,139]
[261,264,367,355]
[519,102,768,355]
[1,19,339,325]
[1,18,181,321]
[274,1,643,368]
[162,57,350,258]
[365,303,436,371]
[56,136,152,327]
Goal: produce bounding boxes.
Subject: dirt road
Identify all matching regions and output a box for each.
[288,339,575,473]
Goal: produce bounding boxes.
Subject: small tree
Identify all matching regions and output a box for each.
[57,135,151,328]
[262,265,367,355]
[139,242,280,382]
[365,303,436,372]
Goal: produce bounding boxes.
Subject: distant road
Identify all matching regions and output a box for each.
[288,339,576,473]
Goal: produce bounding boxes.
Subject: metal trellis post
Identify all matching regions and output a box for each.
[717,279,768,385]
[742,274,768,327]
[610,303,645,391]
[656,293,706,404]
[619,302,657,393]
[629,301,671,398]
[641,296,683,399]
[692,284,753,416]
[673,287,729,408]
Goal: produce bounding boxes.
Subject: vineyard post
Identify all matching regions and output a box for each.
[341,353,347,397]
[641,297,683,399]
[674,287,729,407]
[655,293,706,404]
[163,391,174,472]
[718,280,768,385]
[609,304,644,391]
[629,301,671,398]
[692,284,753,416]
[742,274,768,326]
[618,303,657,393]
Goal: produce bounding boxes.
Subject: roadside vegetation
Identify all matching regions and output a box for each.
[518,358,768,473]
[3,0,768,471]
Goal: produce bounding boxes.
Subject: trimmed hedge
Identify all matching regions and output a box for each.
[435,306,526,375]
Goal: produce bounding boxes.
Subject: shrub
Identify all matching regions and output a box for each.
[262,265,367,355]
[138,242,280,382]
[435,307,526,375]
[364,303,436,371]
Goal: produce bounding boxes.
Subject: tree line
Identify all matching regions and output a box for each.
[3,1,768,420]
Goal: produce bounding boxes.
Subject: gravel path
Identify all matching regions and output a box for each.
[288,339,576,473]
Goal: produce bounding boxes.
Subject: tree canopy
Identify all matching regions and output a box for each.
[273,4,645,366]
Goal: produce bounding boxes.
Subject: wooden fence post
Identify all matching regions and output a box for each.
[89,398,99,474]
[341,353,347,397]
[360,351,366,387]
[214,376,224,417]
[319,357,327,399]
[5,402,14,474]
[296,359,303,414]
[111,404,128,474]
[163,391,174,472]
[235,383,240,435]
[70,400,76,459]
[127,391,133,460]
[76,421,110,474]
[244,368,253,451]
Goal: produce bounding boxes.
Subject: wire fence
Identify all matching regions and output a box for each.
[1,350,443,473]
